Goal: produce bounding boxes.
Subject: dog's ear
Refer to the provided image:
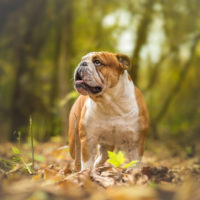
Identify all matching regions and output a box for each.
[116,53,130,70]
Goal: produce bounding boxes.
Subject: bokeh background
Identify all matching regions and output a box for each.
[0,0,200,149]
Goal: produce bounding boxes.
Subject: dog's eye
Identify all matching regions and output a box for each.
[93,59,102,66]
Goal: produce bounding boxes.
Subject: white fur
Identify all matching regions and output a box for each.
[81,71,141,170]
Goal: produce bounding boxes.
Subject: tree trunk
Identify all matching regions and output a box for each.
[143,46,178,93]
[10,0,46,141]
[129,0,154,85]
[58,0,74,141]
[151,35,200,138]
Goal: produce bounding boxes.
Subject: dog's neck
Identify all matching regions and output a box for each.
[88,71,139,117]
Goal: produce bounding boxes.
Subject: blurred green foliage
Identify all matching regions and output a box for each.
[0,0,200,145]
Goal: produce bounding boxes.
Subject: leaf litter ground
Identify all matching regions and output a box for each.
[0,138,200,200]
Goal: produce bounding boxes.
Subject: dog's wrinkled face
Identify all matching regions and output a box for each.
[74,52,130,96]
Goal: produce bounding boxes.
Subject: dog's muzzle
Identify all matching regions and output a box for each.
[74,64,102,94]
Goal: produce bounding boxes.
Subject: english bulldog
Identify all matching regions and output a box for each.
[68,51,149,171]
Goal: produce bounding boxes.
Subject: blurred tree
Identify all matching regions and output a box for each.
[58,0,74,140]
[10,0,47,141]
[0,0,27,35]
[129,0,155,85]
[0,0,199,144]
[151,35,200,138]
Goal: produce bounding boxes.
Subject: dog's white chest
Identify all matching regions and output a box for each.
[83,94,140,146]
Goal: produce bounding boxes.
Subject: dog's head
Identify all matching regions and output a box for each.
[74,52,130,96]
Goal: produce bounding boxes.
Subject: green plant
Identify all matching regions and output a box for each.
[29,116,34,169]
[12,146,33,174]
[17,131,21,147]
[107,151,138,168]
[11,118,35,174]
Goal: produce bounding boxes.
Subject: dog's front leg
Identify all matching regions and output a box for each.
[80,137,97,170]
[94,144,114,168]
[127,143,142,168]
[121,141,142,169]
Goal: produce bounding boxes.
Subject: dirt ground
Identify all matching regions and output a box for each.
[0,138,200,200]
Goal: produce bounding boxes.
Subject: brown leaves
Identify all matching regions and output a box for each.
[91,167,149,187]
[1,142,200,200]
[142,166,174,183]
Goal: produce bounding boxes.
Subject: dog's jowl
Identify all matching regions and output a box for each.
[68,51,149,171]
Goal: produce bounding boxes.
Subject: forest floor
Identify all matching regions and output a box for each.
[0,138,200,200]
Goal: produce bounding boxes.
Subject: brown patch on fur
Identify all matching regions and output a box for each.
[115,53,130,70]
[92,52,124,88]
[134,86,149,156]
[79,105,90,162]
[68,95,88,170]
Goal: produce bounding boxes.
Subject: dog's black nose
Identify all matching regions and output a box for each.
[80,61,88,66]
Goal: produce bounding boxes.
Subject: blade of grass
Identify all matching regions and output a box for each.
[21,157,33,174]
[29,116,34,170]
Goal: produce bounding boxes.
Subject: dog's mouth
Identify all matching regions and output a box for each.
[75,72,102,94]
